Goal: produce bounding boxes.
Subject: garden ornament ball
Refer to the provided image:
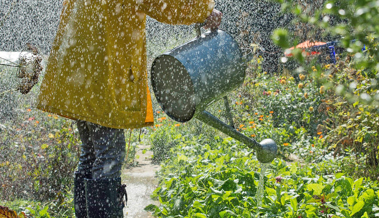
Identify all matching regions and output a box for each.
[151,25,277,163]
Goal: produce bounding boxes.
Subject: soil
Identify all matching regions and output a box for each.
[122,144,161,218]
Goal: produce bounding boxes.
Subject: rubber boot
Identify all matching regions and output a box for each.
[74,171,91,218]
[85,177,126,218]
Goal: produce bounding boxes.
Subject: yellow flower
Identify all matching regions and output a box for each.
[320,86,325,94]
[267,91,272,95]
[299,74,305,81]
[249,121,254,124]
[280,79,286,84]
[309,106,314,112]
[324,64,330,69]
[304,93,309,99]
[283,143,289,146]
[239,124,245,128]
[298,83,304,89]
[175,124,180,127]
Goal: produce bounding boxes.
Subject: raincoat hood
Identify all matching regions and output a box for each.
[37,0,214,129]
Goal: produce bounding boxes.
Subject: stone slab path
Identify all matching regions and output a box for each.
[122,144,161,218]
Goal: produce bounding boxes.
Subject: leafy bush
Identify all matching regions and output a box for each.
[146,130,379,217]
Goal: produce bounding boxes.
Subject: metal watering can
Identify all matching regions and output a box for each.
[150,26,277,163]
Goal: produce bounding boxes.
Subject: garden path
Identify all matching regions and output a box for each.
[122,144,161,218]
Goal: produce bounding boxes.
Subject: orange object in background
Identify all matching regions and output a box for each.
[285,40,326,57]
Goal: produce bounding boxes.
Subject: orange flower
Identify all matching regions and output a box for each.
[157,111,161,114]
[239,124,245,128]
[175,124,180,127]
[249,121,254,124]
[242,128,247,130]
[218,110,221,112]
[161,117,167,120]
[255,113,258,115]
[283,143,289,146]
[266,115,270,118]
[310,151,313,154]
[317,132,322,135]
[260,115,264,118]
[269,111,274,114]
[319,135,323,139]
[155,124,162,127]
[259,118,263,121]
[311,144,315,147]
[251,134,256,137]
[35,121,39,124]
[27,109,31,112]
[48,114,52,117]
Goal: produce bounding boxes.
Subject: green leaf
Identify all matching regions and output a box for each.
[178,154,188,162]
[353,178,364,192]
[144,204,159,212]
[335,173,344,179]
[347,196,355,207]
[350,200,364,216]
[307,183,324,195]
[290,197,298,212]
[193,201,204,209]
[219,210,237,217]
[271,28,290,48]
[290,163,297,174]
[194,213,207,218]
[361,212,369,218]
[41,144,49,149]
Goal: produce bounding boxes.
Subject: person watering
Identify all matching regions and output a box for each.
[37,0,222,217]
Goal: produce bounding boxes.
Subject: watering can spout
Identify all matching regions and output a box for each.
[195,111,277,163]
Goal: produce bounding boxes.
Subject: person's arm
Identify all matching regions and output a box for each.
[135,0,215,26]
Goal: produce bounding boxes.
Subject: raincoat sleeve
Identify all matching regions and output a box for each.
[136,0,215,25]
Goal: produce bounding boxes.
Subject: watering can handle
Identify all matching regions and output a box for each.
[195,22,218,37]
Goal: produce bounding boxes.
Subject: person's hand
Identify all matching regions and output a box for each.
[204,9,222,30]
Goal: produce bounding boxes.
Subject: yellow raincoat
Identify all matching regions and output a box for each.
[37,0,214,129]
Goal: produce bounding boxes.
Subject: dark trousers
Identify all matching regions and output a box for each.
[76,120,126,179]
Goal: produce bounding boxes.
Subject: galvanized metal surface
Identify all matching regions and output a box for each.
[195,111,277,163]
[151,29,246,122]
[151,28,277,163]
